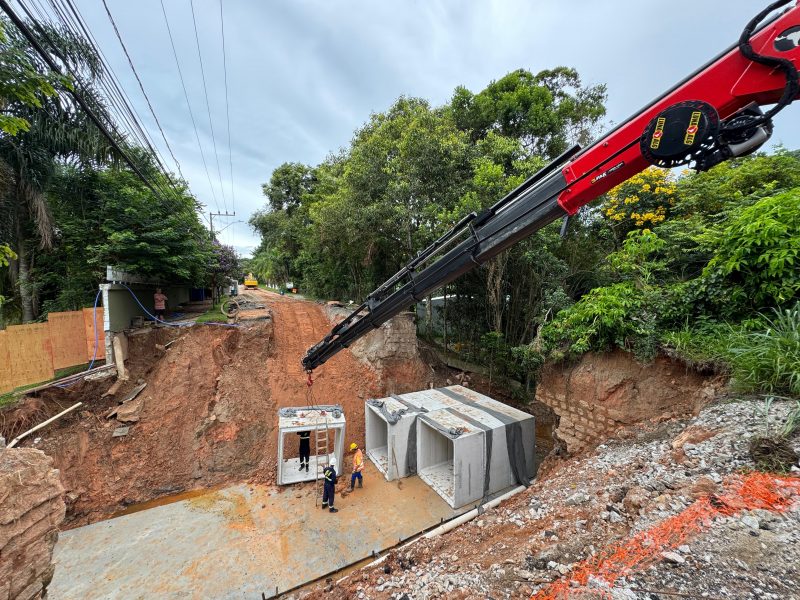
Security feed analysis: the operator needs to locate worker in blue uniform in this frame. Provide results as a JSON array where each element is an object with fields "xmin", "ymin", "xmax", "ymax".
[
  {"xmin": 298, "ymin": 430, "xmax": 310, "ymax": 471},
  {"xmin": 322, "ymin": 457, "xmax": 339, "ymax": 513}
]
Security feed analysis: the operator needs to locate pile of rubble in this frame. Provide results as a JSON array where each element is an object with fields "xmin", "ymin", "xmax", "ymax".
[{"xmin": 308, "ymin": 398, "xmax": 799, "ymax": 599}]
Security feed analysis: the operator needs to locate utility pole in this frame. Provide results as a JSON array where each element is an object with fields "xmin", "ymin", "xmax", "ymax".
[
  {"xmin": 209, "ymin": 210, "xmax": 235, "ymax": 239},
  {"xmin": 208, "ymin": 211, "xmax": 235, "ymax": 306}
]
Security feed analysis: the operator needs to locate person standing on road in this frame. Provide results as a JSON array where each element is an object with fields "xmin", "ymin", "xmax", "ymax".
[
  {"xmin": 322, "ymin": 457, "xmax": 338, "ymax": 513},
  {"xmin": 298, "ymin": 430, "xmax": 310, "ymax": 472},
  {"xmin": 153, "ymin": 288, "xmax": 168, "ymax": 323},
  {"xmin": 349, "ymin": 443, "xmax": 364, "ymax": 491}
]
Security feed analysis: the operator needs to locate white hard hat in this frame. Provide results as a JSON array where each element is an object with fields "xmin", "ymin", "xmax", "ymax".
[{"xmin": 329, "ymin": 457, "xmax": 337, "ymax": 468}]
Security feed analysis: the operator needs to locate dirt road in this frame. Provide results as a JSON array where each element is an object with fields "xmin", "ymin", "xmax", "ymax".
[{"xmin": 253, "ymin": 290, "xmax": 382, "ymax": 457}]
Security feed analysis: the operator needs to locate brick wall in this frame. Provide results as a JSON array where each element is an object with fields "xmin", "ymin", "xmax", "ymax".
[{"xmin": 0, "ymin": 447, "xmax": 65, "ymax": 600}]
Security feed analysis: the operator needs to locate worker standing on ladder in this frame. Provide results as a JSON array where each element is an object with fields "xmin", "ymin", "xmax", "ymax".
[
  {"xmin": 297, "ymin": 430, "xmax": 310, "ymax": 472},
  {"xmin": 322, "ymin": 457, "xmax": 338, "ymax": 513},
  {"xmin": 349, "ymin": 443, "xmax": 364, "ymax": 491}
]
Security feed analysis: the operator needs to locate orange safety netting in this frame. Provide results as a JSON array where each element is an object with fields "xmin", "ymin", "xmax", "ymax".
[{"xmin": 532, "ymin": 472, "xmax": 800, "ymax": 600}]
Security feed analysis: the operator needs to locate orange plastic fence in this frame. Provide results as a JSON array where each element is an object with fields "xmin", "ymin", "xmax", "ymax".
[{"xmin": 533, "ymin": 472, "xmax": 800, "ymax": 599}]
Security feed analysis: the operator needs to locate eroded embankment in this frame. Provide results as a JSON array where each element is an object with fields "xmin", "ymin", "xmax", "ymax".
[
  {"xmin": 0, "ymin": 293, "xmax": 436, "ymax": 529},
  {"xmin": 3, "ymin": 321, "xmax": 275, "ymax": 528},
  {"xmin": 537, "ymin": 350, "xmax": 725, "ymax": 454}
]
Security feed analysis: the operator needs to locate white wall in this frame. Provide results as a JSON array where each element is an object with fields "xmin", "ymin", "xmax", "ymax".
[{"xmin": 418, "ymin": 421, "xmax": 453, "ymax": 470}]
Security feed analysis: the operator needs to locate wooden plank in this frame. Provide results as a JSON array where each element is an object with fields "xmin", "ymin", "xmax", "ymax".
[
  {"xmin": 6, "ymin": 323, "xmax": 54, "ymax": 390},
  {"xmin": 18, "ymin": 364, "xmax": 115, "ymax": 396},
  {"xmin": 83, "ymin": 307, "xmax": 105, "ymax": 362},
  {"xmin": 48, "ymin": 311, "xmax": 88, "ymax": 370},
  {"xmin": 0, "ymin": 330, "xmax": 13, "ymax": 394}
]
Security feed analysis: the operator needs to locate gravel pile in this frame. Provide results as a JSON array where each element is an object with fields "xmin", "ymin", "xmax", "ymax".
[{"xmin": 299, "ymin": 398, "xmax": 800, "ymax": 600}]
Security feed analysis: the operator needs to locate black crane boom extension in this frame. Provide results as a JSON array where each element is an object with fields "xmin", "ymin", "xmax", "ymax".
[{"xmin": 301, "ymin": 146, "xmax": 579, "ymax": 371}]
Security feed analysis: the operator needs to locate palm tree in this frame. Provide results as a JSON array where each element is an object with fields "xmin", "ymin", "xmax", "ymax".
[{"xmin": 0, "ymin": 19, "xmax": 115, "ymax": 321}]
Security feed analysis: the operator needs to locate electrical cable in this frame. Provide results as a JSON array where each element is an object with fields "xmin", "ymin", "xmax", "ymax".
[
  {"xmin": 99, "ymin": 0, "xmax": 187, "ymax": 182},
  {"xmin": 30, "ymin": 0, "xmax": 172, "ymax": 185},
  {"xmin": 189, "ymin": 0, "xmax": 228, "ymax": 213},
  {"xmin": 55, "ymin": 288, "xmax": 101, "ymax": 389},
  {"xmin": 159, "ymin": 0, "xmax": 221, "ymax": 213},
  {"xmin": 219, "ymin": 0, "xmax": 236, "ymax": 245},
  {"xmin": 15, "ymin": 0, "xmax": 191, "ymax": 209},
  {"xmin": 57, "ymin": 0, "xmax": 191, "ymax": 204},
  {"xmin": 1, "ymin": 0, "xmax": 179, "ymax": 208},
  {"xmin": 46, "ymin": 0, "xmax": 175, "ymax": 182}
]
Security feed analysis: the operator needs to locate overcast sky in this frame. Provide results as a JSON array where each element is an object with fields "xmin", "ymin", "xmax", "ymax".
[{"xmin": 71, "ymin": 0, "xmax": 800, "ymax": 257}]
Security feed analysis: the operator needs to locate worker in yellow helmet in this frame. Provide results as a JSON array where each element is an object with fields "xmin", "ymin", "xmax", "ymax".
[{"xmin": 349, "ymin": 442, "xmax": 364, "ymax": 491}]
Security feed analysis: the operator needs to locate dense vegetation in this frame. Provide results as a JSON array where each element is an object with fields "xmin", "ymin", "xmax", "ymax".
[
  {"xmin": 0, "ymin": 18, "xmax": 235, "ymax": 326},
  {"xmin": 249, "ymin": 68, "xmax": 800, "ymax": 397}
]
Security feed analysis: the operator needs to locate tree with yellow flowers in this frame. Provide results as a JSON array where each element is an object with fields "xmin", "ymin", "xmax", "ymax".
[{"xmin": 602, "ymin": 168, "xmax": 676, "ymax": 243}]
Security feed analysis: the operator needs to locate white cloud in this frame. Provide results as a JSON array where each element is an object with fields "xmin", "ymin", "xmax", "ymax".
[{"xmin": 77, "ymin": 0, "xmax": 800, "ymax": 257}]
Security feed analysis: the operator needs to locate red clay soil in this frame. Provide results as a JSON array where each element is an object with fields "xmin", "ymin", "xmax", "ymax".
[
  {"xmin": 6, "ymin": 322, "xmax": 275, "ymax": 528},
  {"xmin": 251, "ymin": 290, "xmax": 383, "ymax": 483},
  {"xmin": 1, "ymin": 293, "xmax": 390, "ymax": 527}
]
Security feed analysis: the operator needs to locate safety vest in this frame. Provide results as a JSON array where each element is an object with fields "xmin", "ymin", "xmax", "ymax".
[{"xmin": 353, "ymin": 449, "xmax": 364, "ymax": 473}]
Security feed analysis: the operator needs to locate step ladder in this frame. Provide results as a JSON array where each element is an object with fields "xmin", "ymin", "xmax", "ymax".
[{"xmin": 314, "ymin": 418, "xmax": 331, "ymax": 506}]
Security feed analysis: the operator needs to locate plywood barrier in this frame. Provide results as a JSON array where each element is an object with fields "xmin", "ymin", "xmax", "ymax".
[
  {"xmin": 0, "ymin": 330, "xmax": 13, "ymax": 393},
  {"xmin": 83, "ymin": 307, "xmax": 105, "ymax": 362},
  {"xmin": 0, "ymin": 307, "xmax": 106, "ymax": 394},
  {"xmin": 48, "ymin": 311, "xmax": 87, "ymax": 370},
  {"xmin": 5, "ymin": 323, "xmax": 54, "ymax": 394}
]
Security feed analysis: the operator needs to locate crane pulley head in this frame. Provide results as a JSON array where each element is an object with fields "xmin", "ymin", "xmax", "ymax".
[
  {"xmin": 640, "ymin": 100, "xmax": 721, "ymax": 169},
  {"xmin": 639, "ymin": 100, "xmax": 774, "ymax": 172}
]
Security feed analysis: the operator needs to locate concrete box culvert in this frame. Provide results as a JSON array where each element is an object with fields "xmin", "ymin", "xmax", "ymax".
[
  {"xmin": 366, "ymin": 386, "xmax": 537, "ymax": 509},
  {"xmin": 365, "ymin": 397, "xmax": 419, "ymax": 481},
  {"xmin": 277, "ymin": 406, "xmax": 346, "ymax": 485}
]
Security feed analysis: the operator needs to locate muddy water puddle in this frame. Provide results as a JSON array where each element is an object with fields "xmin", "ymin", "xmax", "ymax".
[{"xmin": 112, "ymin": 485, "xmax": 224, "ymax": 518}]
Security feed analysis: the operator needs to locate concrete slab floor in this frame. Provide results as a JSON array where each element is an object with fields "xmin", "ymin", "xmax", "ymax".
[{"xmin": 49, "ymin": 463, "xmax": 458, "ymax": 600}]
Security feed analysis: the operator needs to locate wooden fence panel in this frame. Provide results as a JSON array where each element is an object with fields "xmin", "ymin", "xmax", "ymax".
[
  {"xmin": 48, "ymin": 311, "xmax": 88, "ymax": 370},
  {"xmin": 0, "ymin": 331, "xmax": 13, "ymax": 394},
  {"xmin": 5, "ymin": 323, "xmax": 54, "ymax": 390},
  {"xmin": 83, "ymin": 307, "xmax": 105, "ymax": 362},
  {"xmin": 0, "ymin": 307, "xmax": 105, "ymax": 393}
]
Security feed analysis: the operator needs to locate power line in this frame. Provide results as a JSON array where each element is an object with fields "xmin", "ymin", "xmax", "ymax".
[
  {"xmin": 29, "ymin": 0, "xmax": 186, "ymax": 206},
  {"xmin": 159, "ymin": 0, "xmax": 221, "ymax": 213},
  {"xmin": 189, "ymin": 0, "xmax": 227, "ymax": 213},
  {"xmin": 219, "ymin": 0, "xmax": 236, "ymax": 246},
  {"xmin": 47, "ymin": 0, "xmax": 173, "ymax": 181},
  {"xmin": 99, "ymin": 0, "xmax": 187, "ymax": 183},
  {"xmin": 0, "ymin": 0, "xmax": 178, "ymax": 207}
]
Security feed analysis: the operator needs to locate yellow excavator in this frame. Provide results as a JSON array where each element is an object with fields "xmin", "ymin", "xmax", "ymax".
[{"xmin": 243, "ymin": 273, "xmax": 259, "ymax": 290}]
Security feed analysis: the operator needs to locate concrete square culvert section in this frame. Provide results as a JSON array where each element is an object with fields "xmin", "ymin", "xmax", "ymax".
[
  {"xmin": 366, "ymin": 386, "xmax": 537, "ymax": 509},
  {"xmin": 49, "ymin": 462, "xmax": 465, "ymax": 599},
  {"xmin": 277, "ymin": 406, "xmax": 346, "ymax": 485}
]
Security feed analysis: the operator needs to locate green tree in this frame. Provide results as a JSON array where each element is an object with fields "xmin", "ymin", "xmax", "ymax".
[
  {"xmin": 451, "ymin": 67, "xmax": 606, "ymax": 157},
  {"xmin": 602, "ymin": 168, "xmax": 676, "ymax": 243},
  {"xmin": 0, "ymin": 19, "xmax": 62, "ymax": 136},
  {"xmin": 705, "ymin": 188, "xmax": 800, "ymax": 308},
  {"xmin": 0, "ymin": 20, "xmax": 114, "ymax": 321},
  {"xmin": 86, "ymin": 165, "xmax": 211, "ymax": 283},
  {"xmin": 262, "ymin": 162, "xmax": 315, "ymax": 215}
]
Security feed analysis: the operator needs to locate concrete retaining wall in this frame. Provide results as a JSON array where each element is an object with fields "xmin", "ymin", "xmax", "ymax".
[
  {"xmin": 324, "ymin": 307, "xmax": 431, "ymax": 392},
  {"xmin": 536, "ymin": 350, "xmax": 721, "ymax": 453},
  {"xmin": 0, "ymin": 447, "xmax": 65, "ymax": 600}
]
